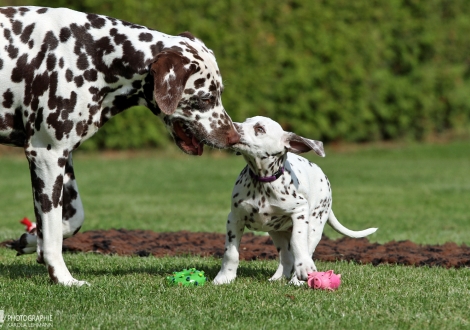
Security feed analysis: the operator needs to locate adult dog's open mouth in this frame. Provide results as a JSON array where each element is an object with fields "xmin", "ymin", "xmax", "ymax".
[{"xmin": 173, "ymin": 120, "xmax": 204, "ymax": 156}]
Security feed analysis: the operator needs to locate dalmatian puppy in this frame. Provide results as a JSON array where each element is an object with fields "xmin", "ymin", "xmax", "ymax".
[
  {"xmin": 213, "ymin": 116, "xmax": 377, "ymax": 285},
  {"xmin": 0, "ymin": 6, "xmax": 240, "ymax": 286}
]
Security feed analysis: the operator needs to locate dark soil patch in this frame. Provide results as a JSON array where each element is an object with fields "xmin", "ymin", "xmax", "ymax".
[{"xmin": 3, "ymin": 229, "xmax": 469, "ymax": 268}]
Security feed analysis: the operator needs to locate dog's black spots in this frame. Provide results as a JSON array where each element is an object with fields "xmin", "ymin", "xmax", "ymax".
[
  {"xmin": 38, "ymin": 193, "xmax": 53, "ymax": 213},
  {"xmin": 0, "ymin": 7, "xmax": 18, "ymax": 19},
  {"xmin": 297, "ymin": 215, "xmax": 304, "ymax": 220},
  {"xmin": 47, "ymin": 265, "xmax": 59, "ymax": 284},
  {"xmin": 194, "ymin": 78, "xmax": 206, "ymax": 89},
  {"xmin": 59, "ymin": 27, "xmax": 71, "ymax": 42},
  {"xmin": 233, "ymin": 202, "xmax": 238, "ymax": 208},
  {"xmin": 76, "ymin": 53, "xmax": 89, "ymax": 70},
  {"xmin": 138, "ymin": 32, "xmax": 153, "ymax": 42},
  {"xmin": 83, "ymin": 69, "xmax": 98, "ymax": 82},
  {"xmin": 52, "ymin": 174, "xmax": 63, "ymax": 208},
  {"xmin": 297, "ymin": 263, "xmax": 302, "ymax": 266},
  {"xmin": 37, "ymin": 251, "xmax": 44, "ymax": 264},
  {"xmin": 7, "ymin": 44, "xmax": 19, "ymax": 59},
  {"xmin": 2, "ymin": 89, "xmax": 14, "ymax": 108},
  {"xmin": 87, "ymin": 13, "xmax": 106, "ymax": 29},
  {"xmin": 227, "ymin": 231, "xmax": 236, "ymax": 243},
  {"xmin": 63, "ymin": 187, "xmax": 78, "ymax": 221}
]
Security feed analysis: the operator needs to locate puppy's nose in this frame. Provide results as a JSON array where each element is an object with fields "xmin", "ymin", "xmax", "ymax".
[{"xmin": 226, "ymin": 128, "xmax": 241, "ymax": 145}]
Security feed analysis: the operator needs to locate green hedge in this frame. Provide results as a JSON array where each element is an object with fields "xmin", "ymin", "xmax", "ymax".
[{"xmin": 18, "ymin": 0, "xmax": 470, "ymax": 148}]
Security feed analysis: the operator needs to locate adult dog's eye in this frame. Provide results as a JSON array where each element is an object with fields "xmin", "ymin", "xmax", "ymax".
[{"xmin": 254, "ymin": 125, "xmax": 265, "ymax": 134}]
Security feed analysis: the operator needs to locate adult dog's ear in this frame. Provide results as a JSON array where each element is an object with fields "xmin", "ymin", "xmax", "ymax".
[
  {"xmin": 284, "ymin": 132, "xmax": 325, "ymax": 157},
  {"xmin": 150, "ymin": 50, "xmax": 194, "ymax": 115}
]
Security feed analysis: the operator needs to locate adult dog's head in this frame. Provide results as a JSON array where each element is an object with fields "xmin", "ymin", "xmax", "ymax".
[{"xmin": 150, "ymin": 32, "xmax": 239, "ymax": 155}]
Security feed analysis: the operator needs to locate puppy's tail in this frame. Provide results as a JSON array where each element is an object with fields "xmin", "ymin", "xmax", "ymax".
[{"xmin": 327, "ymin": 211, "xmax": 377, "ymax": 238}]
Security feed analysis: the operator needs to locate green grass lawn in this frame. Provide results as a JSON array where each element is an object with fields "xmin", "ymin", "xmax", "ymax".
[{"xmin": 1, "ymin": 141, "xmax": 469, "ymax": 329}]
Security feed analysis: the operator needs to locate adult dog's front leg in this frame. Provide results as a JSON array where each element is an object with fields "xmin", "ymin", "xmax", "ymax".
[
  {"xmin": 213, "ymin": 212, "xmax": 245, "ymax": 284},
  {"xmin": 290, "ymin": 210, "xmax": 316, "ymax": 281},
  {"xmin": 11, "ymin": 153, "xmax": 85, "ymax": 256},
  {"xmin": 27, "ymin": 148, "xmax": 88, "ymax": 286}
]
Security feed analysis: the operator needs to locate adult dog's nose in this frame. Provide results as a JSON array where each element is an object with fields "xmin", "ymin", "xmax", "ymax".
[{"xmin": 226, "ymin": 127, "xmax": 241, "ymax": 145}]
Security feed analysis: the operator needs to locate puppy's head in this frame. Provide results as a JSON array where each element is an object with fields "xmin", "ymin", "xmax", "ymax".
[
  {"xmin": 232, "ymin": 116, "xmax": 325, "ymax": 160},
  {"xmin": 150, "ymin": 32, "xmax": 239, "ymax": 155}
]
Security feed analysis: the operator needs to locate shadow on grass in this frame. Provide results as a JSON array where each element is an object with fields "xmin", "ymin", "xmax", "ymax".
[
  {"xmin": 0, "ymin": 262, "xmax": 47, "ymax": 280},
  {"xmin": 1, "ymin": 251, "xmax": 277, "ymax": 283}
]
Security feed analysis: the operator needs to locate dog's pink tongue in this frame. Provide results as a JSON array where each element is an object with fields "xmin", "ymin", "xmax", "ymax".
[{"xmin": 192, "ymin": 136, "xmax": 204, "ymax": 156}]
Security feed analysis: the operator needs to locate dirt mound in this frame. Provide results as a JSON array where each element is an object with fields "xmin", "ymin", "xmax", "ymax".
[{"xmin": 3, "ymin": 229, "xmax": 469, "ymax": 268}]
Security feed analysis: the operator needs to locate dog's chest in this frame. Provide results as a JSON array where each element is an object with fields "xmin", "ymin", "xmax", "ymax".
[{"xmin": 231, "ymin": 173, "xmax": 307, "ymax": 232}]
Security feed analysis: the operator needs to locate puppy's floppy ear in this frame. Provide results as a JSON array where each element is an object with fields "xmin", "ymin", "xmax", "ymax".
[
  {"xmin": 283, "ymin": 132, "xmax": 325, "ymax": 157},
  {"xmin": 150, "ymin": 50, "xmax": 195, "ymax": 115}
]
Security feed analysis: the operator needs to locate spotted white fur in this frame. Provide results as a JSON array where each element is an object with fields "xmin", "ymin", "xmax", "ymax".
[
  {"xmin": 0, "ymin": 6, "xmax": 240, "ymax": 286},
  {"xmin": 213, "ymin": 116, "xmax": 377, "ymax": 285}
]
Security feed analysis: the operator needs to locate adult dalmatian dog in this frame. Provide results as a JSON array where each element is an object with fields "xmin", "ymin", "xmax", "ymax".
[{"xmin": 0, "ymin": 6, "xmax": 240, "ymax": 286}]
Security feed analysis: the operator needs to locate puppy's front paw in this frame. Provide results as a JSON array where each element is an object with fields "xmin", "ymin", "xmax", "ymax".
[
  {"xmin": 213, "ymin": 272, "xmax": 236, "ymax": 285},
  {"xmin": 289, "ymin": 274, "xmax": 305, "ymax": 286},
  {"xmin": 295, "ymin": 259, "xmax": 316, "ymax": 281}
]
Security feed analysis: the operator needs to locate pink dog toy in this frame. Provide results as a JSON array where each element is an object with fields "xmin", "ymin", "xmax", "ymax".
[
  {"xmin": 20, "ymin": 217, "xmax": 36, "ymax": 233},
  {"xmin": 307, "ymin": 270, "xmax": 341, "ymax": 291}
]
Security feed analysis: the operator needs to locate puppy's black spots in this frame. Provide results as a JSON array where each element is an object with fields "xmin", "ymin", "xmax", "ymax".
[{"xmin": 227, "ymin": 231, "xmax": 236, "ymax": 243}]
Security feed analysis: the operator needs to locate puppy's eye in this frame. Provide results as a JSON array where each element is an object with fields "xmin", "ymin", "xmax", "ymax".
[{"xmin": 254, "ymin": 125, "xmax": 265, "ymax": 134}]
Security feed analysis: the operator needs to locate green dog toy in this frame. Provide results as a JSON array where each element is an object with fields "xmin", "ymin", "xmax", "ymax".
[{"xmin": 166, "ymin": 268, "xmax": 207, "ymax": 287}]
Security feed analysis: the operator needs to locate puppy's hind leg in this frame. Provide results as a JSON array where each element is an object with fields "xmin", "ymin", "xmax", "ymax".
[{"xmin": 268, "ymin": 231, "xmax": 294, "ymax": 281}]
